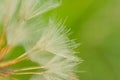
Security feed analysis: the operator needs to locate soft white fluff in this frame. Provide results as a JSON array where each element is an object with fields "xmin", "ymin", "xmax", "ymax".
[
  {"xmin": 0, "ymin": 0, "xmax": 80, "ymax": 80},
  {"xmin": 19, "ymin": 0, "xmax": 60, "ymax": 20},
  {"xmin": 28, "ymin": 19, "xmax": 80, "ymax": 80},
  {"xmin": 4, "ymin": 0, "xmax": 19, "ymax": 24},
  {"xmin": 30, "ymin": 56, "xmax": 79, "ymax": 80},
  {"xmin": 28, "ymin": 19, "xmax": 79, "ymax": 65},
  {"xmin": 6, "ymin": 20, "xmax": 29, "ymax": 46},
  {"xmin": 4, "ymin": 0, "xmax": 60, "ymax": 47}
]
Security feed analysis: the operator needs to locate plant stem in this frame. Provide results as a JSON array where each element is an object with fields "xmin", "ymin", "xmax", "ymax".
[{"xmin": 14, "ymin": 66, "xmax": 45, "ymax": 72}]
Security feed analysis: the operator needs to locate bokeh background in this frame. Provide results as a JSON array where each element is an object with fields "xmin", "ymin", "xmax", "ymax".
[{"xmin": 56, "ymin": 0, "xmax": 120, "ymax": 80}]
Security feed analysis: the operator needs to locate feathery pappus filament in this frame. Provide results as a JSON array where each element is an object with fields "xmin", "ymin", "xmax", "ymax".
[{"xmin": 0, "ymin": 0, "xmax": 81, "ymax": 80}]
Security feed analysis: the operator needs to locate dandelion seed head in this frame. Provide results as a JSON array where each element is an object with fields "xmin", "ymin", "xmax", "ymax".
[
  {"xmin": 4, "ymin": 0, "xmax": 61, "ymax": 47},
  {"xmin": 30, "ymin": 56, "xmax": 79, "ymax": 80},
  {"xmin": 0, "ymin": 0, "xmax": 81, "ymax": 80},
  {"xmin": 28, "ymin": 50, "xmax": 55, "ymax": 65},
  {"xmin": 19, "ymin": 0, "xmax": 60, "ymax": 20},
  {"xmin": 4, "ymin": 0, "xmax": 18, "ymax": 19},
  {"xmin": 28, "ymin": 19, "xmax": 81, "ymax": 79},
  {"xmin": 33, "ymin": 19, "xmax": 79, "ymax": 61},
  {"xmin": 6, "ymin": 21, "xmax": 29, "ymax": 46},
  {"xmin": 27, "ymin": 18, "xmax": 80, "ymax": 67}
]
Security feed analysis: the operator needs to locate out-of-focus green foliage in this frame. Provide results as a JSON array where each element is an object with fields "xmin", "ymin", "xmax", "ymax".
[{"xmin": 56, "ymin": 0, "xmax": 120, "ymax": 80}]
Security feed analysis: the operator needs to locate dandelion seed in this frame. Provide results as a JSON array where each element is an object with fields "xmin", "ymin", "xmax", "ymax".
[
  {"xmin": 30, "ymin": 56, "xmax": 79, "ymax": 80},
  {"xmin": 28, "ymin": 19, "xmax": 79, "ymax": 65},
  {"xmin": 19, "ymin": 0, "xmax": 61, "ymax": 20},
  {"xmin": 5, "ymin": 0, "xmax": 60, "ymax": 47},
  {"xmin": 0, "ymin": 0, "xmax": 81, "ymax": 80}
]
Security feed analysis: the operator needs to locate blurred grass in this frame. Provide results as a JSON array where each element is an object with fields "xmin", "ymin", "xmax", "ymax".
[{"xmin": 56, "ymin": 0, "xmax": 120, "ymax": 80}]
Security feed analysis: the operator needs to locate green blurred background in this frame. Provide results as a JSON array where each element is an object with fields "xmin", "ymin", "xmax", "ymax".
[{"xmin": 56, "ymin": 0, "xmax": 120, "ymax": 80}]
